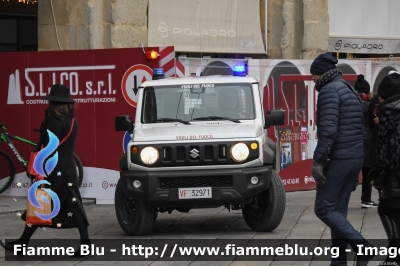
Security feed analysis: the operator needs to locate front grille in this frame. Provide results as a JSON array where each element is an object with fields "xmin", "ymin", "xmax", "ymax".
[
  {"xmin": 189, "ymin": 146, "xmax": 200, "ymax": 160},
  {"xmin": 205, "ymin": 145, "xmax": 213, "ymax": 159},
  {"xmin": 160, "ymin": 175, "xmax": 233, "ymax": 188},
  {"xmin": 163, "ymin": 147, "xmax": 172, "ymax": 161},
  {"xmin": 131, "ymin": 141, "xmax": 258, "ymax": 167},
  {"xmin": 162, "ymin": 144, "xmax": 228, "ymax": 163},
  {"xmin": 218, "ymin": 145, "xmax": 226, "ymax": 159},
  {"xmin": 176, "ymin": 146, "xmax": 185, "ymax": 160}
]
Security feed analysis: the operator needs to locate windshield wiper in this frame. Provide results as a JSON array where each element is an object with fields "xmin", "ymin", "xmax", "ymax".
[
  {"xmin": 193, "ymin": 116, "xmax": 241, "ymax": 123},
  {"xmin": 148, "ymin": 118, "xmax": 191, "ymax": 125}
]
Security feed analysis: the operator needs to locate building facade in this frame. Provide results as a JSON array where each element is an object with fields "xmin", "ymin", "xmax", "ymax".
[
  {"xmin": 2, "ymin": 0, "xmax": 399, "ymax": 59},
  {"xmin": 34, "ymin": 0, "xmax": 329, "ymax": 60}
]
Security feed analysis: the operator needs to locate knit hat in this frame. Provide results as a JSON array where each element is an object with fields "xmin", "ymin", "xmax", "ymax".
[
  {"xmin": 310, "ymin": 52, "xmax": 338, "ymax": 75},
  {"xmin": 377, "ymin": 72, "xmax": 400, "ymax": 100},
  {"xmin": 354, "ymin": 74, "xmax": 370, "ymax": 95}
]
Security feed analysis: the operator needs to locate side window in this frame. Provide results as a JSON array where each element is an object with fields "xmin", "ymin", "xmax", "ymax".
[
  {"xmin": 240, "ymin": 89, "xmax": 246, "ymax": 110},
  {"xmin": 142, "ymin": 89, "xmax": 157, "ymax": 122},
  {"xmin": 241, "ymin": 88, "xmax": 254, "ymax": 118}
]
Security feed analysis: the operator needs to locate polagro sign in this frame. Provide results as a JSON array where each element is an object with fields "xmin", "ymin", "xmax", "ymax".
[{"xmin": 329, "ymin": 37, "xmax": 400, "ymax": 54}]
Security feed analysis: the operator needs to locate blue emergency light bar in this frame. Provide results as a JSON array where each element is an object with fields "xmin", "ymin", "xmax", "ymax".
[
  {"xmin": 233, "ymin": 65, "xmax": 246, "ymax": 76},
  {"xmin": 152, "ymin": 68, "xmax": 165, "ymax": 80}
]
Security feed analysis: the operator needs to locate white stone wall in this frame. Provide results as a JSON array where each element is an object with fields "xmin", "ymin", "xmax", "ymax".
[
  {"xmin": 301, "ymin": 0, "xmax": 329, "ymax": 59},
  {"xmin": 266, "ymin": 0, "xmax": 328, "ymax": 59},
  {"xmin": 38, "ymin": 0, "xmax": 149, "ymax": 51},
  {"xmin": 38, "ymin": 0, "xmax": 328, "ymax": 59}
]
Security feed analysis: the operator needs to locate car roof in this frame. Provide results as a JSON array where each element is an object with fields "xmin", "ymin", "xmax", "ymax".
[{"xmin": 141, "ymin": 75, "xmax": 259, "ymax": 87}]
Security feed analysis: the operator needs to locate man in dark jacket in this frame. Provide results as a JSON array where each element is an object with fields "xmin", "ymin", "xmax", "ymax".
[{"xmin": 310, "ymin": 52, "xmax": 373, "ymax": 266}]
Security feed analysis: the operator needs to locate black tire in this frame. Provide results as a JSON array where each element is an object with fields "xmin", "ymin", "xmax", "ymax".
[
  {"xmin": 73, "ymin": 153, "xmax": 84, "ymax": 187},
  {"xmin": 114, "ymin": 178, "xmax": 155, "ymax": 236},
  {"xmin": 242, "ymin": 170, "xmax": 286, "ymax": 232},
  {"xmin": 0, "ymin": 150, "xmax": 15, "ymax": 194}
]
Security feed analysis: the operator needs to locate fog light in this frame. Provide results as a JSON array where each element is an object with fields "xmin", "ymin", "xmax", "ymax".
[
  {"xmin": 250, "ymin": 176, "xmax": 259, "ymax": 185},
  {"xmin": 132, "ymin": 180, "xmax": 141, "ymax": 188}
]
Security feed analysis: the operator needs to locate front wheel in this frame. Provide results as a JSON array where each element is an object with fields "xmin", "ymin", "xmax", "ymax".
[
  {"xmin": 242, "ymin": 170, "xmax": 286, "ymax": 231},
  {"xmin": 0, "ymin": 150, "xmax": 15, "ymax": 194},
  {"xmin": 114, "ymin": 178, "xmax": 155, "ymax": 236}
]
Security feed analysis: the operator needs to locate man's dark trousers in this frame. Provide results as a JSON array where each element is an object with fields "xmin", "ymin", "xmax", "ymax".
[{"xmin": 315, "ymin": 158, "xmax": 367, "ymax": 265}]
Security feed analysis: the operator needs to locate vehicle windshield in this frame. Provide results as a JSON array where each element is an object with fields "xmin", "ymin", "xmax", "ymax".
[{"xmin": 141, "ymin": 83, "xmax": 255, "ymax": 123}]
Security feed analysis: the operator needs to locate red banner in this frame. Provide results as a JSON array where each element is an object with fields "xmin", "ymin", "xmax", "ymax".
[{"xmin": 0, "ymin": 47, "xmax": 164, "ymax": 202}]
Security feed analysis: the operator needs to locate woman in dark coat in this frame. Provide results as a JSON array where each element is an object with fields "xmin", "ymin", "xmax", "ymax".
[
  {"xmin": 0, "ymin": 84, "xmax": 89, "ymax": 255},
  {"xmin": 354, "ymin": 74, "xmax": 378, "ymax": 208},
  {"xmin": 369, "ymin": 72, "xmax": 400, "ymax": 263}
]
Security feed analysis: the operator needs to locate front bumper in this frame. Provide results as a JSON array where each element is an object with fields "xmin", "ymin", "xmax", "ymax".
[{"xmin": 119, "ymin": 166, "xmax": 272, "ymax": 207}]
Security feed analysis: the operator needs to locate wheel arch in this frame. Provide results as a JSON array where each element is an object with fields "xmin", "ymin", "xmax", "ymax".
[{"xmin": 263, "ymin": 137, "xmax": 276, "ymax": 167}]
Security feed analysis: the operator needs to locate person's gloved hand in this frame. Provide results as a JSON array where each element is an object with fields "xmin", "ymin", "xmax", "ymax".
[
  {"xmin": 311, "ymin": 161, "xmax": 326, "ymax": 185},
  {"xmin": 352, "ymin": 177, "xmax": 359, "ymax": 191},
  {"xmin": 35, "ymin": 175, "xmax": 44, "ymax": 182}
]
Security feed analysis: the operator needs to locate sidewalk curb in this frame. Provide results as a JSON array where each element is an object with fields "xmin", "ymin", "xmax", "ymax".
[{"xmin": 0, "ymin": 198, "xmax": 96, "ymax": 216}]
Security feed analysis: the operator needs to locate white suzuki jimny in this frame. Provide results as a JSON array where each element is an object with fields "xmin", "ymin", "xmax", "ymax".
[{"xmin": 115, "ymin": 67, "xmax": 286, "ymax": 235}]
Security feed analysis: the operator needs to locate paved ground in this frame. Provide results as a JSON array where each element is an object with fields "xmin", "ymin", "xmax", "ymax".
[{"xmin": 0, "ymin": 186, "xmax": 385, "ymax": 266}]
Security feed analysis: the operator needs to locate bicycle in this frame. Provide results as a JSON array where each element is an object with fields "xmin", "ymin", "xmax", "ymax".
[{"xmin": 0, "ymin": 122, "xmax": 84, "ymax": 194}]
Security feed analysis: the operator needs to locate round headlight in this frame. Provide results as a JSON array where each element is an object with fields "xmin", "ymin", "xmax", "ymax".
[
  {"xmin": 230, "ymin": 143, "xmax": 249, "ymax": 162},
  {"xmin": 140, "ymin": 146, "xmax": 159, "ymax": 165},
  {"xmin": 132, "ymin": 180, "xmax": 141, "ymax": 188}
]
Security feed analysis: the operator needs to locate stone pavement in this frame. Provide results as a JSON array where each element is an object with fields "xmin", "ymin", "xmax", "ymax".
[
  {"xmin": 0, "ymin": 186, "xmax": 385, "ymax": 266},
  {"xmin": 0, "ymin": 196, "xmax": 96, "ymax": 215}
]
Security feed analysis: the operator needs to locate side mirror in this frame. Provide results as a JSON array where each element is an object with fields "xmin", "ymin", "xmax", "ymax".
[
  {"xmin": 264, "ymin": 110, "xmax": 285, "ymax": 129},
  {"xmin": 115, "ymin": 115, "xmax": 134, "ymax": 132}
]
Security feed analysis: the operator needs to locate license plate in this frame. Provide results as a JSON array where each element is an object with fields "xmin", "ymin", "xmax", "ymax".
[{"xmin": 178, "ymin": 187, "xmax": 212, "ymax": 199}]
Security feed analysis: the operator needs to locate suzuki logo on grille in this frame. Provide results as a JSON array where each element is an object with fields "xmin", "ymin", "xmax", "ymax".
[{"xmin": 190, "ymin": 148, "xmax": 200, "ymax": 159}]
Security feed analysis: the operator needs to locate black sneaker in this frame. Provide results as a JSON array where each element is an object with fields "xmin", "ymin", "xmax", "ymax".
[
  {"xmin": 70, "ymin": 239, "xmax": 92, "ymax": 258},
  {"xmin": 357, "ymin": 243, "xmax": 376, "ymax": 266},
  {"xmin": 0, "ymin": 239, "xmax": 24, "ymax": 257},
  {"xmin": 362, "ymin": 201, "xmax": 378, "ymax": 208}
]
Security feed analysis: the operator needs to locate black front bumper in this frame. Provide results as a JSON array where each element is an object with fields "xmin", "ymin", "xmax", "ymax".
[{"xmin": 119, "ymin": 166, "xmax": 272, "ymax": 207}]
